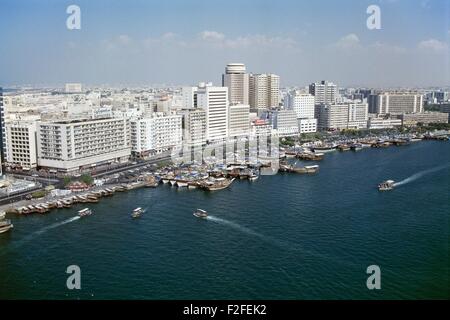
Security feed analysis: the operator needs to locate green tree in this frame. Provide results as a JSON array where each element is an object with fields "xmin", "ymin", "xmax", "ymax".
[{"xmin": 80, "ymin": 174, "xmax": 94, "ymax": 186}]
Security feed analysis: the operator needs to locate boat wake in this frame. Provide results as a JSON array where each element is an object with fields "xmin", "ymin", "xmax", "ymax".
[
  {"xmin": 34, "ymin": 216, "xmax": 81, "ymax": 236},
  {"xmin": 206, "ymin": 215, "xmax": 359, "ymax": 268},
  {"xmin": 206, "ymin": 216, "xmax": 267, "ymax": 241},
  {"xmin": 2, "ymin": 216, "xmax": 81, "ymax": 255},
  {"xmin": 393, "ymin": 163, "xmax": 450, "ymax": 187}
]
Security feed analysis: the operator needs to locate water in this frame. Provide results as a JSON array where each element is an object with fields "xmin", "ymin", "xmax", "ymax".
[{"xmin": 0, "ymin": 141, "xmax": 449, "ymax": 299}]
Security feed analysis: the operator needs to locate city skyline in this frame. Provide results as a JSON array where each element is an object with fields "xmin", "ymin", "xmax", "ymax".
[{"xmin": 0, "ymin": 0, "xmax": 449, "ymax": 87}]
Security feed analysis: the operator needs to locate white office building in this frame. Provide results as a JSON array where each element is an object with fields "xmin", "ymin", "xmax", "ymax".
[
  {"xmin": 309, "ymin": 81, "xmax": 338, "ymax": 105},
  {"xmin": 369, "ymin": 92, "xmax": 424, "ymax": 114},
  {"xmin": 264, "ymin": 109, "xmax": 299, "ymax": 137},
  {"xmin": 228, "ymin": 104, "xmax": 250, "ymax": 137},
  {"xmin": 6, "ymin": 121, "xmax": 38, "ymax": 169},
  {"xmin": 222, "ymin": 63, "xmax": 249, "ymax": 105},
  {"xmin": 130, "ymin": 113, "xmax": 182, "ymax": 157},
  {"xmin": 316, "ymin": 103, "xmax": 368, "ymax": 130},
  {"xmin": 37, "ymin": 117, "xmax": 131, "ymax": 173},
  {"xmin": 182, "ymin": 109, "xmax": 207, "ymax": 146},
  {"xmin": 197, "ymin": 84, "xmax": 229, "ymax": 142},
  {"xmin": 298, "ymin": 118, "xmax": 318, "ymax": 134}
]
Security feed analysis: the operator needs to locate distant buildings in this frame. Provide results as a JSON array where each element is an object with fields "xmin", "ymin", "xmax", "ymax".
[
  {"xmin": 399, "ymin": 112, "xmax": 448, "ymax": 127},
  {"xmin": 65, "ymin": 83, "xmax": 83, "ymax": 93},
  {"xmin": 367, "ymin": 116, "xmax": 402, "ymax": 130},
  {"xmin": 222, "ymin": 63, "xmax": 249, "ymax": 105},
  {"xmin": 37, "ymin": 117, "xmax": 131, "ymax": 173},
  {"xmin": 249, "ymin": 73, "xmax": 280, "ymax": 110},
  {"xmin": 309, "ymin": 81, "xmax": 338, "ymax": 105},
  {"xmin": 6, "ymin": 121, "xmax": 38, "ymax": 169},
  {"xmin": 316, "ymin": 102, "xmax": 368, "ymax": 130},
  {"xmin": 368, "ymin": 92, "xmax": 424, "ymax": 114}
]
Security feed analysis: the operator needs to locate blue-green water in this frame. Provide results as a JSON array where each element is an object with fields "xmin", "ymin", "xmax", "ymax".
[{"xmin": 0, "ymin": 141, "xmax": 449, "ymax": 299}]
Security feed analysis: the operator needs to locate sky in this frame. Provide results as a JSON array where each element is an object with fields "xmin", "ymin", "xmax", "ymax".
[{"xmin": 0, "ymin": 0, "xmax": 449, "ymax": 88}]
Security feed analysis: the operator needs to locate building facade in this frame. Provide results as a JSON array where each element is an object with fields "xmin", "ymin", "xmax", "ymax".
[
  {"xmin": 197, "ymin": 84, "xmax": 229, "ymax": 142},
  {"xmin": 249, "ymin": 73, "xmax": 280, "ymax": 109},
  {"xmin": 399, "ymin": 112, "xmax": 449, "ymax": 126},
  {"xmin": 6, "ymin": 121, "xmax": 38, "ymax": 169},
  {"xmin": 369, "ymin": 92, "xmax": 424, "ymax": 114},
  {"xmin": 222, "ymin": 63, "xmax": 249, "ymax": 105},
  {"xmin": 315, "ymin": 103, "xmax": 368, "ymax": 130},
  {"xmin": 37, "ymin": 117, "xmax": 131, "ymax": 173},
  {"xmin": 228, "ymin": 104, "xmax": 250, "ymax": 137},
  {"xmin": 309, "ymin": 81, "xmax": 338, "ymax": 105},
  {"xmin": 130, "ymin": 113, "xmax": 182, "ymax": 157},
  {"xmin": 182, "ymin": 109, "xmax": 207, "ymax": 146}
]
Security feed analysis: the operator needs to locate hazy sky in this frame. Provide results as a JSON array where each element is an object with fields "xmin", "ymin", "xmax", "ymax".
[{"xmin": 0, "ymin": 0, "xmax": 449, "ymax": 88}]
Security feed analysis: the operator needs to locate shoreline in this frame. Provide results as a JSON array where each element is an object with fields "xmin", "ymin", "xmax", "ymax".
[{"xmin": 1, "ymin": 136, "xmax": 448, "ymax": 219}]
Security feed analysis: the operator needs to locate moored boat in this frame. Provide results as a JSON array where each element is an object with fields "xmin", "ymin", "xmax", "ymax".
[{"xmin": 0, "ymin": 219, "xmax": 13, "ymax": 234}]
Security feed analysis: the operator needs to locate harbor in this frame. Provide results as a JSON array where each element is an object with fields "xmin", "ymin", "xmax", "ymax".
[
  {"xmin": 0, "ymin": 131, "xmax": 449, "ymax": 219},
  {"xmin": 1, "ymin": 139, "xmax": 448, "ymax": 299}
]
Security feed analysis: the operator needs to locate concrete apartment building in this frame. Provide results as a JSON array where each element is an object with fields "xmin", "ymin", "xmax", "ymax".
[
  {"xmin": 181, "ymin": 109, "xmax": 207, "ymax": 146},
  {"xmin": 228, "ymin": 104, "xmax": 250, "ymax": 137},
  {"xmin": 37, "ymin": 117, "xmax": 131, "ymax": 173},
  {"xmin": 249, "ymin": 74, "xmax": 280, "ymax": 109},
  {"xmin": 130, "ymin": 113, "xmax": 182, "ymax": 157},
  {"xmin": 6, "ymin": 121, "xmax": 38, "ymax": 169},
  {"xmin": 222, "ymin": 63, "xmax": 249, "ymax": 105},
  {"xmin": 285, "ymin": 92, "xmax": 317, "ymax": 133},
  {"xmin": 316, "ymin": 103, "xmax": 368, "ymax": 130},
  {"xmin": 309, "ymin": 81, "xmax": 338, "ymax": 105},
  {"xmin": 369, "ymin": 92, "xmax": 424, "ymax": 114},
  {"xmin": 399, "ymin": 112, "xmax": 449, "ymax": 126}
]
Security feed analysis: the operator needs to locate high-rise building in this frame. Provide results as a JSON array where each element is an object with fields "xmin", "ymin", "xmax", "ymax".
[
  {"xmin": 196, "ymin": 83, "xmax": 229, "ymax": 142},
  {"xmin": 181, "ymin": 109, "xmax": 207, "ymax": 146},
  {"xmin": 0, "ymin": 87, "xmax": 5, "ymax": 175},
  {"xmin": 130, "ymin": 113, "xmax": 182, "ymax": 157},
  {"xmin": 37, "ymin": 117, "xmax": 131, "ymax": 173},
  {"xmin": 181, "ymin": 86, "xmax": 198, "ymax": 109},
  {"xmin": 262, "ymin": 109, "xmax": 299, "ymax": 137},
  {"xmin": 286, "ymin": 92, "xmax": 315, "ymax": 119},
  {"xmin": 369, "ymin": 92, "xmax": 424, "ymax": 115},
  {"xmin": 309, "ymin": 81, "xmax": 338, "ymax": 105},
  {"xmin": 6, "ymin": 121, "xmax": 38, "ymax": 169},
  {"xmin": 315, "ymin": 103, "xmax": 368, "ymax": 130},
  {"xmin": 228, "ymin": 104, "xmax": 250, "ymax": 137},
  {"xmin": 222, "ymin": 63, "xmax": 249, "ymax": 105},
  {"xmin": 249, "ymin": 74, "xmax": 280, "ymax": 109}
]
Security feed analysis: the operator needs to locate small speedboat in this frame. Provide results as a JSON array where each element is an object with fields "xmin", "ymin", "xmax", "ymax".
[
  {"xmin": 0, "ymin": 219, "xmax": 13, "ymax": 234},
  {"xmin": 378, "ymin": 180, "xmax": 395, "ymax": 191},
  {"xmin": 131, "ymin": 207, "xmax": 144, "ymax": 218},
  {"xmin": 78, "ymin": 208, "xmax": 92, "ymax": 217},
  {"xmin": 193, "ymin": 209, "xmax": 208, "ymax": 219}
]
